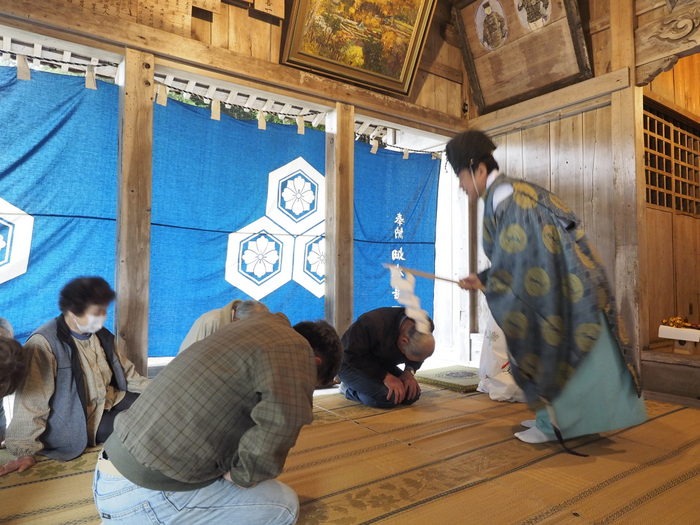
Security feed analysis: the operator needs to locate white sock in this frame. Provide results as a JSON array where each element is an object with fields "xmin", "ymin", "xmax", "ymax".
[
  {"xmin": 520, "ymin": 419, "xmax": 536, "ymax": 428},
  {"xmin": 514, "ymin": 426, "xmax": 556, "ymax": 443}
]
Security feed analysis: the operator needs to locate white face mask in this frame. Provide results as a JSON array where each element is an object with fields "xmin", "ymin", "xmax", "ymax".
[{"xmin": 72, "ymin": 313, "xmax": 106, "ymax": 334}]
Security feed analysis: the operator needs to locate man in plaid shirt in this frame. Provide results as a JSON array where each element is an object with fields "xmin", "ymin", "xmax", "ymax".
[{"xmin": 93, "ymin": 311, "xmax": 341, "ymax": 524}]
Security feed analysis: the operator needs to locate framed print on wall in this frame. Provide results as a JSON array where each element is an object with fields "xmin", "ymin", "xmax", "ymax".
[
  {"xmin": 282, "ymin": 0, "xmax": 438, "ymax": 96},
  {"xmin": 453, "ymin": 0, "xmax": 592, "ymax": 114}
]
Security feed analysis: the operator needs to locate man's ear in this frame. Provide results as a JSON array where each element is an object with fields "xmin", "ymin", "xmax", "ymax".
[{"xmin": 314, "ymin": 355, "xmax": 322, "ymax": 366}]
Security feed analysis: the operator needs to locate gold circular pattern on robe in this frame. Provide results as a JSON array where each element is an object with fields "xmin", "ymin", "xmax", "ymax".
[
  {"xmin": 490, "ymin": 269, "xmax": 513, "ymax": 294},
  {"xmin": 524, "ymin": 267, "xmax": 551, "ymax": 296},
  {"xmin": 499, "ymin": 224, "xmax": 527, "ymax": 253},
  {"xmin": 556, "ymin": 361, "xmax": 575, "ymax": 385},
  {"xmin": 563, "ymin": 273, "xmax": 584, "ymax": 303},
  {"xmin": 518, "ymin": 352, "xmax": 539, "ymax": 378},
  {"xmin": 512, "ymin": 182, "xmax": 538, "ymax": 209},
  {"xmin": 542, "ymin": 225, "xmax": 562, "ymax": 254},
  {"xmin": 550, "ymin": 194, "xmax": 571, "ymax": 213},
  {"xmin": 574, "ymin": 243, "xmax": 596, "ymax": 269},
  {"xmin": 502, "ymin": 311, "xmax": 528, "ymax": 340},
  {"xmin": 575, "ymin": 322, "xmax": 601, "ymax": 353},
  {"xmin": 541, "ymin": 315, "xmax": 564, "ymax": 346}
]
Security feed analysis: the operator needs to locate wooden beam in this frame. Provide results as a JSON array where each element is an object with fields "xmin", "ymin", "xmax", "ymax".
[
  {"xmin": 325, "ymin": 103, "xmax": 354, "ymax": 336},
  {"xmin": 470, "ymin": 68, "xmax": 630, "ymax": 136},
  {"xmin": 634, "ymin": 1, "xmax": 700, "ymax": 85},
  {"xmin": 0, "ymin": 1, "xmax": 466, "ymax": 135},
  {"xmin": 611, "ymin": 0, "xmax": 636, "ymax": 75},
  {"xmin": 610, "ymin": 1, "xmax": 647, "ymax": 361},
  {"xmin": 115, "ymin": 49, "xmax": 154, "ymax": 375}
]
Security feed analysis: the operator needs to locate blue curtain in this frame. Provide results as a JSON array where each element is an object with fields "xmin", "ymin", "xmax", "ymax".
[
  {"xmin": 353, "ymin": 142, "xmax": 440, "ymax": 321},
  {"xmin": 150, "ymin": 101, "xmax": 327, "ymax": 356},
  {"xmin": 0, "ymin": 68, "xmax": 118, "ymax": 342},
  {"xmin": 0, "ymin": 67, "xmax": 440, "ymax": 355}
]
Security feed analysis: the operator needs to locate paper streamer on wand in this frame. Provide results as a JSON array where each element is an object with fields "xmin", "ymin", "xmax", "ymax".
[{"xmin": 384, "ymin": 264, "xmax": 432, "ymax": 334}]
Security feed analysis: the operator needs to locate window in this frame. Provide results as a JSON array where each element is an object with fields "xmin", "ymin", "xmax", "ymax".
[{"xmin": 644, "ymin": 100, "xmax": 700, "ymax": 216}]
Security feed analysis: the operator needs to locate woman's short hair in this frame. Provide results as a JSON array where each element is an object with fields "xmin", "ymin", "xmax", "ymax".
[
  {"xmin": 58, "ymin": 276, "xmax": 116, "ymax": 315},
  {"xmin": 0, "ymin": 317, "xmax": 13, "ymax": 339},
  {"xmin": 0, "ymin": 336, "xmax": 26, "ymax": 398}
]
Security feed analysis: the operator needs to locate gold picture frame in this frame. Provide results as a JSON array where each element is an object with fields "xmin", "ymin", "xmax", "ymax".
[
  {"xmin": 453, "ymin": 0, "xmax": 592, "ymax": 114},
  {"xmin": 282, "ymin": 0, "xmax": 438, "ymax": 95}
]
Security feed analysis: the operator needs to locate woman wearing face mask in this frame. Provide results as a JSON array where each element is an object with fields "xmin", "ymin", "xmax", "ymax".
[{"xmin": 0, "ymin": 277, "xmax": 149, "ymax": 476}]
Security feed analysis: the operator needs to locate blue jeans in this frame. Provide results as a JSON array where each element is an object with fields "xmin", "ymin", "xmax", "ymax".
[
  {"xmin": 93, "ymin": 467, "xmax": 298, "ymax": 524},
  {"xmin": 338, "ymin": 366, "xmax": 419, "ymax": 409}
]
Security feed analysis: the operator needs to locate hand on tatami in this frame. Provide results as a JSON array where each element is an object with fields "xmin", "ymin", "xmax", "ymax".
[
  {"xmin": 458, "ymin": 274, "xmax": 484, "ymax": 291},
  {"xmin": 383, "ymin": 373, "xmax": 406, "ymax": 404},
  {"xmin": 0, "ymin": 455, "xmax": 36, "ymax": 476}
]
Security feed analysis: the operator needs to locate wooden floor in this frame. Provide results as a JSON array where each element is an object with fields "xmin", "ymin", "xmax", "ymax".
[
  {"xmin": 284, "ymin": 385, "xmax": 700, "ymax": 524},
  {"xmin": 1, "ymin": 385, "xmax": 699, "ymax": 524}
]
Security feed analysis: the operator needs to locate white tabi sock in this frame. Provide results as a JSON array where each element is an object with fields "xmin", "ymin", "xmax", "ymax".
[{"xmin": 514, "ymin": 426, "xmax": 557, "ymax": 443}]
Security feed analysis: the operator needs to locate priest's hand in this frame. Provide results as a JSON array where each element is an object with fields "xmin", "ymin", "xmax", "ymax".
[{"xmin": 458, "ymin": 274, "xmax": 484, "ymax": 291}]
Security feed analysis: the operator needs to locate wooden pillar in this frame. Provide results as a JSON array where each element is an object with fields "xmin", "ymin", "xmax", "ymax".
[
  {"xmin": 325, "ymin": 103, "xmax": 354, "ymax": 336},
  {"xmin": 115, "ymin": 49, "xmax": 154, "ymax": 375},
  {"xmin": 468, "ymin": 198, "xmax": 478, "ymax": 332},
  {"xmin": 610, "ymin": 2, "xmax": 647, "ymax": 364}
]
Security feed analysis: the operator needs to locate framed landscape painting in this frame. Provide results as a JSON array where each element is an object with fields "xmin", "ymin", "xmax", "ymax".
[
  {"xmin": 453, "ymin": 0, "xmax": 592, "ymax": 113},
  {"xmin": 282, "ymin": 0, "xmax": 438, "ymax": 95}
]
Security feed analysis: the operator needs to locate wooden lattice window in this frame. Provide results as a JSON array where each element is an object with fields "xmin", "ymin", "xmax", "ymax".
[{"xmin": 644, "ymin": 100, "xmax": 700, "ymax": 216}]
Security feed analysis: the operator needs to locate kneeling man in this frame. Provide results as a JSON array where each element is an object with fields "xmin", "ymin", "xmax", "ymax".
[
  {"xmin": 339, "ymin": 306, "xmax": 435, "ymax": 408},
  {"xmin": 93, "ymin": 311, "xmax": 342, "ymax": 524}
]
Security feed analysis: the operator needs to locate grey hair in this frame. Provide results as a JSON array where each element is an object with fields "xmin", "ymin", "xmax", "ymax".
[
  {"xmin": 0, "ymin": 317, "xmax": 13, "ymax": 339},
  {"xmin": 404, "ymin": 332, "xmax": 435, "ymax": 362},
  {"xmin": 234, "ymin": 300, "xmax": 269, "ymax": 320}
]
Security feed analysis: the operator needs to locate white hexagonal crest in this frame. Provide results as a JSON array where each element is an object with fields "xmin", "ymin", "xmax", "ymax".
[
  {"xmin": 266, "ymin": 157, "xmax": 325, "ymax": 235},
  {"xmin": 293, "ymin": 222, "xmax": 325, "ymax": 298},
  {"xmin": 225, "ymin": 217, "xmax": 293, "ymax": 300},
  {"xmin": 0, "ymin": 197, "xmax": 34, "ymax": 285}
]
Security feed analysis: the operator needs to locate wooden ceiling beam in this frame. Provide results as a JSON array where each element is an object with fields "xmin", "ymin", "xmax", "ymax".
[{"xmin": 0, "ymin": 1, "xmax": 465, "ymax": 136}]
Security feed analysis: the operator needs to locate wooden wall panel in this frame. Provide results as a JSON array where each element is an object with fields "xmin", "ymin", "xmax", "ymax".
[
  {"xmin": 673, "ymin": 214, "xmax": 700, "ymax": 325},
  {"xmin": 191, "ymin": 13, "xmax": 211, "ymax": 44},
  {"xmin": 550, "ymin": 114, "xmax": 585, "ymax": 219},
  {"xmin": 645, "ymin": 53, "xmax": 700, "ymax": 117},
  {"xmin": 587, "ymin": 0, "xmax": 611, "ymax": 76},
  {"xmin": 211, "ymin": 5, "xmax": 229, "ymax": 49},
  {"xmin": 645, "ymin": 65, "xmax": 677, "ymax": 103},
  {"xmin": 590, "ymin": 30, "xmax": 611, "ymax": 76},
  {"xmin": 584, "ymin": 107, "xmax": 615, "ymax": 274},
  {"xmin": 646, "ymin": 208, "xmax": 676, "ymax": 341},
  {"xmin": 413, "ymin": 71, "xmax": 436, "ymax": 113},
  {"xmin": 504, "ymin": 130, "xmax": 523, "ymax": 180},
  {"xmin": 673, "ymin": 54, "xmax": 700, "ymax": 117},
  {"xmin": 521, "ymin": 124, "xmax": 551, "ymax": 189}
]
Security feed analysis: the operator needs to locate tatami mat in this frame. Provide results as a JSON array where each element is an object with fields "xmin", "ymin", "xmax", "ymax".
[{"xmin": 1, "ymin": 386, "xmax": 698, "ymax": 524}]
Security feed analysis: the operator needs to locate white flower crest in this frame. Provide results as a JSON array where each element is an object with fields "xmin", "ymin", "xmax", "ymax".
[
  {"xmin": 241, "ymin": 235, "xmax": 280, "ymax": 278},
  {"xmin": 306, "ymin": 238, "xmax": 326, "ymax": 277},
  {"xmin": 0, "ymin": 234, "xmax": 6, "ymax": 251},
  {"xmin": 281, "ymin": 176, "xmax": 315, "ymax": 216}
]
